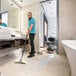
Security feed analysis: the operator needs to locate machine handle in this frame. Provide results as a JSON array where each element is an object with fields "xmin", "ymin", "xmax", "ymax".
[{"xmin": 26, "ymin": 35, "xmax": 28, "ymax": 40}]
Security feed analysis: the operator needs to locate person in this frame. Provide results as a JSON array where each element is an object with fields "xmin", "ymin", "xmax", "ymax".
[
  {"xmin": 0, "ymin": 19, "xmax": 7, "ymax": 27},
  {"xmin": 27, "ymin": 12, "xmax": 36, "ymax": 58}
]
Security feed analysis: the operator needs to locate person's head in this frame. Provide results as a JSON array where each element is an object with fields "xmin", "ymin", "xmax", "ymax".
[
  {"xmin": 0, "ymin": 19, "xmax": 2, "ymax": 24},
  {"xmin": 28, "ymin": 12, "xmax": 32, "ymax": 19}
]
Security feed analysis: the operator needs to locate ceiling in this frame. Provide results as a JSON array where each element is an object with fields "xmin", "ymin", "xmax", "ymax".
[
  {"xmin": 1, "ymin": 0, "xmax": 46, "ymax": 13},
  {"xmin": 14, "ymin": 0, "xmax": 42, "ymax": 6}
]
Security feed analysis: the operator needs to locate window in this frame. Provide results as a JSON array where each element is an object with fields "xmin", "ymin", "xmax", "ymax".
[{"xmin": 2, "ymin": 12, "xmax": 8, "ymax": 25}]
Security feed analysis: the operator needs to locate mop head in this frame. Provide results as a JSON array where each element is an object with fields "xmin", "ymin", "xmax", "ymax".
[{"xmin": 15, "ymin": 60, "xmax": 26, "ymax": 64}]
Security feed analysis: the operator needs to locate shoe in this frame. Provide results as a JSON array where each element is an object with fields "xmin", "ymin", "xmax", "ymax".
[
  {"xmin": 29, "ymin": 52, "xmax": 36, "ymax": 54},
  {"xmin": 29, "ymin": 52, "xmax": 31, "ymax": 54},
  {"xmin": 27, "ymin": 54, "xmax": 35, "ymax": 58}
]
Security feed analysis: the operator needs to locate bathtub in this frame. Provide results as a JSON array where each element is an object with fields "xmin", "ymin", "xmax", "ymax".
[{"xmin": 62, "ymin": 40, "xmax": 76, "ymax": 76}]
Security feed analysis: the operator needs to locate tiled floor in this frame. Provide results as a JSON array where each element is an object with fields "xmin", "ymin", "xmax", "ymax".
[{"xmin": 0, "ymin": 48, "xmax": 70, "ymax": 76}]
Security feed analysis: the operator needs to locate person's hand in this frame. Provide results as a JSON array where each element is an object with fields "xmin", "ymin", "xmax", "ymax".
[{"xmin": 26, "ymin": 28, "xmax": 29, "ymax": 36}]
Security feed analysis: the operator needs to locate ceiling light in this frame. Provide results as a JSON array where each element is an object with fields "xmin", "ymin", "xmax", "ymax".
[
  {"xmin": 20, "ymin": 0, "xmax": 23, "ymax": 2},
  {"xmin": 49, "ymin": 2, "xmax": 51, "ymax": 4},
  {"xmin": 11, "ymin": 3, "xmax": 13, "ymax": 5}
]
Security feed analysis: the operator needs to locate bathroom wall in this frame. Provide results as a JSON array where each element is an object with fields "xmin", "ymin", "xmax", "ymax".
[
  {"xmin": 59, "ymin": 0, "xmax": 76, "ymax": 55},
  {"xmin": 21, "ymin": 3, "xmax": 40, "ymax": 52},
  {"xmin": 8, "ymin": 8, "xmax": 20, "ymax": 29},
  {"xmin": 0, "ymin": 0, "xmax": 1, "ymax": 13},
  {"xmin": 0, "ymin": 0, "xmax": 1, "ymax": 19}
]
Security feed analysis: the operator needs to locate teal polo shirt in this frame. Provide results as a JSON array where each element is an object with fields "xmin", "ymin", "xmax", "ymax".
[
  {"xmin": 28, "ymin": 17, "xmax": 36, "ymax": 34},
  {"xmin": 0, "ymin": 23, "xmax": 7, "ymax": 27}
]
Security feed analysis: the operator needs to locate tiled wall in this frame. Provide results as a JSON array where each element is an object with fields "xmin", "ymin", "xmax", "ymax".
[{"xmin": 59, "ymin": 0, "xmax": 76, "ymax": 55}]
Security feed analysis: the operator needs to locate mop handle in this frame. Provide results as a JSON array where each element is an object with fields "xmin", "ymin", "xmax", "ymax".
[{"xmin": 20, "ymin": 35, "xmax": 28, "ymax": 61}]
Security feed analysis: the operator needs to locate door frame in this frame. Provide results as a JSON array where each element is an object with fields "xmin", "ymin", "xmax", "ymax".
[{"xmin": 40, "ymin": 0, "xmax": 59, "ymax": 54}]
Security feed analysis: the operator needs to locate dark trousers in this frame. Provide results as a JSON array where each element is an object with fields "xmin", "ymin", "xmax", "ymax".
[{"xmin": 29, "ymin": 34, "xmax": 35, "ymax": 55}]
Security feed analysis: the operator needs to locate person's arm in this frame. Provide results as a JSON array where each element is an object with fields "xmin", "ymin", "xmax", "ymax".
[{"xmin": 27, "ymin": 23, "xmax": 33, "ymax": 36}]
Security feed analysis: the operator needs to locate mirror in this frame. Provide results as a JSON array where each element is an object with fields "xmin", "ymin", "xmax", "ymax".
[{"xmin": 0, "ymin": 0, "xmax": 20, "ymax": 30}]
